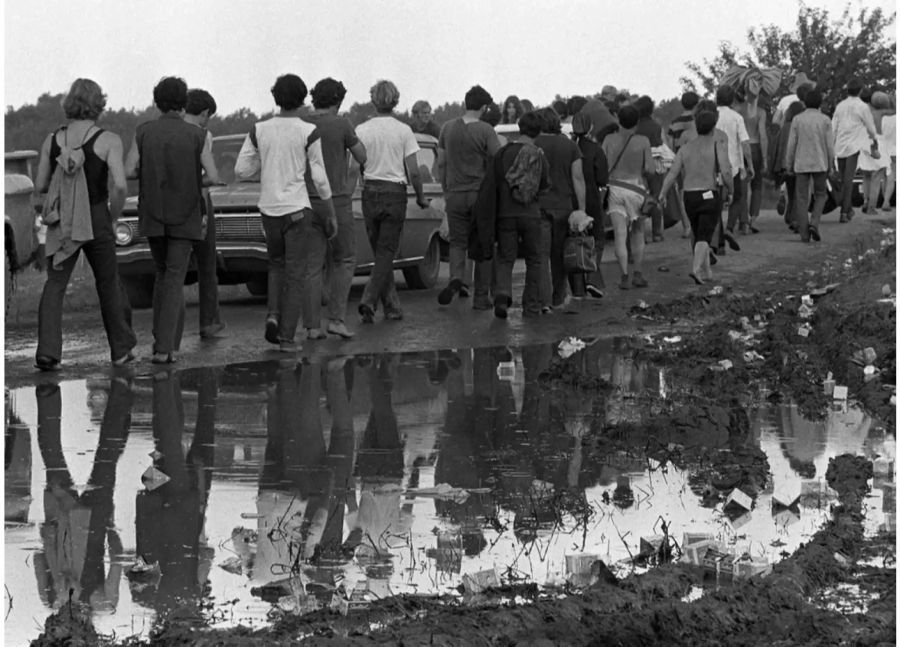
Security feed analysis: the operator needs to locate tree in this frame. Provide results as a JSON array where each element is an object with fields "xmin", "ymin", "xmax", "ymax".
[{"xmin": 681, "ymin": 2, "xmax": 896, "ymax": 112}]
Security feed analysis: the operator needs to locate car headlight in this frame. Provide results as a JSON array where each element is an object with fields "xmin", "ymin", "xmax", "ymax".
[{"xmin": 115, "ymin": 221, "xmax": 134, "ymax": 246}]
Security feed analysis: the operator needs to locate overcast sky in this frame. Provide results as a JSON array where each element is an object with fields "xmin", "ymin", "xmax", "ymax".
[{"xmin": 4, "ymin": 0, "xmax": 895, "ymax": 117}]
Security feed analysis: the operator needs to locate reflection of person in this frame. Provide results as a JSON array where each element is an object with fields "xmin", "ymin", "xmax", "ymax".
[
  {"xmin": 183, "ymin": 88, "xmax": 224, "ymax": 339},
  {"xmin": 410, "ymin": 100, "xmax": 441, "ymax": 138},
  {"xmin": 132, "ymin": 370, "xmax": 211, "ymax": 615},
  {"xmin": 34, "ymin": 379, "xmax": 133, "ymax": 614},
  {"xmin": 659, "ymin": 110, "xmax": 733, "ymax": 284},
  {"xmin": 355, "ymin": 80, "xmax": 429, "ymax": 324},
  {"xmin": 34, "ymin": 78, "xmax": 136, "ymax": 371},
  {"xmin": 235, "ymin": 74, "xmax": 335, "ymax": 352},
  {"xmin": 125, "ymin": 76, "xmax": 222, "ymax": 364},
  {"xmin": 303, "ymin": 78, "xmax": 368, "ymax": 340}
]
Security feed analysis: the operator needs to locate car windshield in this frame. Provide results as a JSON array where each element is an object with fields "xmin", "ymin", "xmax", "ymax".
[{"xmin": 212, "ymin": 137, "xmax": 246, "ymax": 185}]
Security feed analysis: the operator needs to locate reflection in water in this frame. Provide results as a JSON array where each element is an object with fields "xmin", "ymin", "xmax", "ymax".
[
  {"xmin": 33, "ymin": 379, "xmax": 132, "ymax": 613},
  {"xmin": 5, "ymin": 340, "xmax": 895, "ymax": 643}
]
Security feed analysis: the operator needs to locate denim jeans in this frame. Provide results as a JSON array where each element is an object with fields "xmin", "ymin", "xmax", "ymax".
[
  {"xmin": 726, "ymin": 169, "xmax": 748, "ymax": 230},
  {"xmin": 445, "ymin": 190, "xmax": 478, "ymax": 285},
  {"xmin": 495, "ymin": 216, "xmax": 542, "ymax": 315},
  {"xmin": 837, "ymin": 153, "xmax": 859, "ymax": 216},
  {"xmin": 323, "ymin": 195, "xmax": 355, "ymax": 323},
  {"xmin": 192, "ymin": 191, "xmax": 220, "ymax": 330},
  {"xmin": 794, "ymin": 171, "xmax": 827, "ymax": 239},
  {"xmin": 37, "ymin": 203, "xmax": 136, "ymax": 362},
  {"xmin": 539, "ymin": 209, "xmax": 570, "ymax": 307},
  {"xmin": 360, "ymin": 182, "xmax": 406, "ymax": 315},
  {"xmin": 148, "ymin": 235, "xmax": 193, "ymax": 354},
  {"xmin": 262, "ymin": 208, "xmax": 327, "ymax": 341}
]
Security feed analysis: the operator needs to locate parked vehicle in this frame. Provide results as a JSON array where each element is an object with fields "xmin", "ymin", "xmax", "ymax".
[
  {"xmin": 114, "ymin": 133, "xmax": 448, "ymax": 308},
  {"xmin": 4, "ymin": 150, "xmax": 40, "ymax": 318}
]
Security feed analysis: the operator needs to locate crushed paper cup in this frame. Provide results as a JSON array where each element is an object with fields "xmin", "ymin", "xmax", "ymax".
[
  {"xmin": 141, "ymin": 466, "xmax": 170, "ymax": 491},
  {"xmin": 832, "ymin": 385, "xmax": 848, "ymax": 401},
  {"xmin": 558, "ymin": 337, "xmax": 586, "ymax": 359},
  {"xmin": 496, "ymin": 361, "xmax": 515, "ymax": 381}
]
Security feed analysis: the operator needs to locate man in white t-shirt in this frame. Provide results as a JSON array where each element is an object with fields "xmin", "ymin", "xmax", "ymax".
[
  {"xmin": 716, "ymin": 85, "xmax": 752, "ymax": 249},
  {"xmin": 773, "ymin": 72, "xmax": 813, "ymax": 127},
  {"xmin": 355, "ymin": 79, "xmax": 429, "ymax": 324},
  {"xmin": 235, "ymin": 74, "xmax": 335, "ymax": 352},
  {"xmin": 832, "ymin": 78, "xmax": 879, "ymax": 221}
]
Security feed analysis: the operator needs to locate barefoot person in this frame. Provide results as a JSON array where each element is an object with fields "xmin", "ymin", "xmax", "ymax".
[
  {"xmin": 34, "ymin": 78, "xmax": 137, "ymax": 371},
  {"xmin": 659, "ymin": 110, "xmax": 733, "ymax": 285}
]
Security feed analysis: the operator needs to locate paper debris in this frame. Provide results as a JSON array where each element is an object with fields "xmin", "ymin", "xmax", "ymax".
[
  {"xmin": 406, "ymin": 482, "xmax": 470, "ymax": 504},
  {"xmin": 148, "ymin": 450, "xmax": 162, "ymax": 460},
  {"xmin": 873, "ymin": 457, "xmax": 892, "ymax": 477},
  {"xmin": 708, "ymin": 286, "xmax": 724, "ymax": 296},
  {"xmin": 663, "ymin": 336, "xmax": 682, "ymax": 343},
  {"xmin": 558, "ymin": 337, "xmax": 586, "ymax": 359},
  {"xmin": 219, "ymin": 556, "xmax": 243, "ymax": 575},
  {"xmin": 733, "ymin": 557, "xmax": 772, "ymax": 580},
  {"xmin": 823, "ymin": 372, "xmax": 835, "ymax": 396},
  {"xmin": 772, "ymin": 481, "xmax": 802, "ymax": 508},
  {"xmin": 496, "ymin": 361, "xmax": 515, "ymax": 381},
  {"xmin": 127, "ymin": 556, "xmax": 160, "ymax": 576},
  {"xmin": 743, "ymin": 351, "xmax": 764, "ymax": 363},
  {"xmin": 882, "ymin": 284, "xmax": 892, "ymax": 297},
  {"xmin": 462, "ymin": 567, "xmax": 501, "ymax": 594},
  {"xmin": 832, "ymin": 385, "xmax": 848, "ymax": 401},
  {"xmin": 565, "ymin": 553, "xmax": 600, "ymax": 576},
  {"xmin": 141, "ymin": 466, "xmax": 170, "ymax": 491},
  {"xmin": 798, "ymin": 304, "xmax": 815, "ymax": 319},
  {"xmin": 725, "ymin": 488, "xmax": 752, "ymax": 511},
  {"xmin": 801, "ymin": 294, "xmax": 814, "ymax": 306},
  {"xmin": 797, "ymin": 323, "xmax": 811, "ymax": 337}
]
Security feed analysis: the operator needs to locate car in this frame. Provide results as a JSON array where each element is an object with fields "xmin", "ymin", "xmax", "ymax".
[
  {"xmin": 494, "ymin": 121, "xmax": 573, "ymax": 146},
  {"xmin": 4, "ymin": 150, "xmax": 41, "ymax": 317},
  {"xmin": 114, "ymin": 133, "xmax": 448, "ymax": 308}
]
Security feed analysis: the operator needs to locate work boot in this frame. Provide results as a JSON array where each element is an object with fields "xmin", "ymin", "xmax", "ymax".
[{"xmin": 437, "ymin": 278, "xmax": 463, "ymax": 305}]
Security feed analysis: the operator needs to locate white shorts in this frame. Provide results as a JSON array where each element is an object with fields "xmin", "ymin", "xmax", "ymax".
[{"xmin": 607, "ymin": 185, "xmax": 645, "ymax": 224}]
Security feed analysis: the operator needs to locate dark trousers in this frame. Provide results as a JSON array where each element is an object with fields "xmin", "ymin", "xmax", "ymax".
[
  {"xmin": 192, "ymin": 193, "xmax": 219, "ymax": 330},
  {"xmin": 539, "ymin": 208, "xmax": 570, "ymax": 307},
  {"xmin": 360, "ymin": 183, "xmax": 406, "ymax": 315},
  {"xmin": 262, "ymin": 208, "xmax": 325, "ymax": 341},
  {"xmin": 837, "ymin": 153, "xmax": 859, "ymax": 216},
  {"xmin": 646, "ymin": 173, "xmax": 664, "ymax": 237},
  {"xmin": 148, "ymin": 236, "xmax": 193, "ymax": 354},
  {"xmin": 748, "ymin": 143, "xmax": 764, "ymax": 222},
  {"xmin": 323, "ymin": 195, "xmax": 355, "ymax": 323},
  {"xmin": 494, "ymin": 216, "xmax": 542, "ymax": 315},
  {"xmin": 784, "ymin": 175, "xmax": 797, "ymax": 225},
  {"xmin": 726, "ymin": 169, "xmax": 748, "ymax": 230},
  {"xmin": 37, "ymin": 203, "xmax": 136, "ymax": 362},
  {"xmin": 794, "ymin": 171, "xmax": 827, "ymax": 239}
]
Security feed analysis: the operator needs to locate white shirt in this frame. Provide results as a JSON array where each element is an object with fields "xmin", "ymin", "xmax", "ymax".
[
  {"xmin": 356, "ymin": 115, "xmax": 420, "ymax": 183},
  {"xmin": 773, "ymin": 94, "xmax": 799, "ymax": 127},
  {"xmin": 832, "ymin": 96, "xmax": 878, "ymax": 159},
  {"xmin": 234, "ymin": 116, "xmax": 332, "ymax": 217},
  {"xmin": 716, "ymin": 106, "xmax": 750, "ymax": 177},
  {"xmin": 881, "ymin": 114, "xmax": 896, "ymax": 158}
]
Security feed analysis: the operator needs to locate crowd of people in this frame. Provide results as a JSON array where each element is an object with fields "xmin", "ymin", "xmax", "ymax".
[{"xmin": 31, "ymin": 72, "xmax": 896, "ymax": 370}]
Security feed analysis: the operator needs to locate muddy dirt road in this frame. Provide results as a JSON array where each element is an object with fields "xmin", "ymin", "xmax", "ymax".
[{"xmin": 5, "ymin": 210, "xmax": 896, "ymax": 646}]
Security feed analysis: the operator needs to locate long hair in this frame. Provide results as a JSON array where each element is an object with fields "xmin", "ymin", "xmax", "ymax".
[
  {"xmin": 502, "ymin": 95, "xmax": 524, "ymax": 124},
  {"xmin": 62, "ymin": 78, "xmax": 107, "ymax": 120}
]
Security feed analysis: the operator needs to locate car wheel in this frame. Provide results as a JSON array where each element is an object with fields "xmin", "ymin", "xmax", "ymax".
[
  {"xmin": 246, "ymin": 276, "xmax": 268, "ymax": 296},
  {"xmin": 121, "ymin": 276, "xmax": 154, "ymax": 309},
  {"xmin": 403, "ymin": 235, "xmax": 441, "ymax": 289}
]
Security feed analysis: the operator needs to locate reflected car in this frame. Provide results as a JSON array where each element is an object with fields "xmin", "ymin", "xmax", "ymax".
[{"xmin": 114, "ymin": 133, "xmax": 448, "ymax": 308}]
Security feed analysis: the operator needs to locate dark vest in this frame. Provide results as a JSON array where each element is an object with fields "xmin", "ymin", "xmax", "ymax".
[{"xmin": 136, "ymin": 113, "xmax": 205, "ymax": 239}]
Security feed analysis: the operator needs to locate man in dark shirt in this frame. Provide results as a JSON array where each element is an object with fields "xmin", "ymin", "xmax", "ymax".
[
  {"xmin": 125, "ymin": 77, "xmax": 222, "ymax": 363},
  {"xmin": 634, "ymin": 95, "xmax": 665, "ymax": 242},
  {"xmin": 303, "ymin": 78, "xmax": 367, "ymax": 340},
  {"xmin": 436, "ymin": 85, "xmax": 501, "ymax": 309}
]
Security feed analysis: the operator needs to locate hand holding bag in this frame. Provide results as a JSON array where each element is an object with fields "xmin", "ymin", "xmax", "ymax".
[{"xmin": 563, "ymin": 232, "xmax": 597, "ymax": 272}]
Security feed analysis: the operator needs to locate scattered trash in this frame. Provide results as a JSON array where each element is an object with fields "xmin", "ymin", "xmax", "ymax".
[
  {"xmin": 798, "ymin": 304, "xmax": 815, "ymax": 319},
  {"xmin": 127, "ymin": 556, "xmax": 160, "ymax": 577},
  {"xmin": 863, "ymin": 365, "xmax": 879, "ymax": 382},
  {"xmin": 742, "ymin": 351, "xmax": 764, "ymax": 363},
  {"xmin": 639, "ymin": 535, "xmax": 666, "ymax": 558},
  {"xmin": 701, "ymin": 547, "xmax": 736, "ymax": 577},
  {"xmin": 732, "ymin": 556, "xmax": 772, "ymax": 580},
  {"xmin": 558, "ymin": 337, "xmax": 586, "ymax": 359},
  {"xmin": 406, "ymin": 482, "xmax": 470, "ymax": 504},
  {"xmin": 708, "ymin": 286, "xmax": 724, "ymax": 296},
  {"xmin": 565, "ymin": 553, "xmax": 599, "ymax": 577},
  {"xmin": 872, "ymin": 457, "xmax": 892, "ymax": 477},
  {"xmin": 724, "ymin": 488, "xmax": 752, "ymax": 512},
  {"xmin": 681, "ymin": 538, "xmax": 721, "ymax": 566},
  {"xmin": 773, "ymin": 507, "xmax": 801, "ymax": 529},
  {"xmin": 832, "ymin": 385, "xmax": 848, "ymax": 401},
  {"xmin": 823, "ymin": 372, "xmax": 835, "ymax": 396},
  {"xmin": 141, "ymin": 466, "xmax": 170, "ymax": 491},
  {"xmin": 892, "ymin": 395, "xmax": 897, "ymax": 406},
  {"xmin": 657, "ymin": 265, "xmax": 670, "ymax": 273},
  {"xmin": 710, "ymin": 359, "xmax": 733, "ymax": 372},
  {"xmin": 240, "ymin": 512, "xmax": 264, "ymax": 519},
  {"xmin": 772, "ymin": 482, "xmax": 801, "ymax": 509},
  {"xmin": 636, "ymin": 300, "xmax": 650, "ymax": 309},
  {"xmin": 462, "ymin": 566, "xmax": 501, "ymax": 595},
  {"xmin": 496, "ymin": 361, "xmax": 515, "ymax": 381},
  {"xmin": 882, "ymin": 283, "xmax": 892, "ymax": 297},
  {"xmin": 219, "ymin": 556, "xmax": 243, "ymax": 575},
  {"xmin": 797, "ymin": 323, "xmax": 811, "ymax": 337},
  {"xmin": 800, "ymin": 294, "xmax": 814, "ymax": 307},
  {"xmin": 662, "ymin": 335, "xmax": 682, "ymax": 343},
  {"xmin": 148, "ymin": 450, "xmax": 162, "ymax": 460},
  {"xmin": 729, "ymin": 512, "xmax": 752, "ymax": 530},
  {"xmin": 833, "ymin": 552, "xmax": 851, "ymax": 567}
]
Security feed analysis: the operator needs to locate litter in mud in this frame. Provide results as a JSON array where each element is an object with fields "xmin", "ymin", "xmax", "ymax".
[
  {"xmin": 496, "ymin": 360, "xmax": 515, "ymax": 380},
  {"xmin": 823, "ymin": 372, "xmax": 836, "ymax": 395},
  {"xmin": 832, "ymin": 385, "xmax": 848, "ymax": 401},
  {"xmin": 140, "ymin": 465, "xmax": 170, "ymax": 491},
  {"xmin": 462, "ymin": 567, "xmax": 501, "ymax": 595},
  {"xmin": 557, "ymin": 336, "xmax": 586, "ymax": 358},
  {"xmin": 725, "ymin": 488, "xmax": 753, "ymax": 512}
]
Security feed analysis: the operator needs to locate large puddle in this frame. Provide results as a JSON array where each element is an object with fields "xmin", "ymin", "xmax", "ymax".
[{"xmin": 4, "ymin": 339, "xmax": 895, "ymax": 644}]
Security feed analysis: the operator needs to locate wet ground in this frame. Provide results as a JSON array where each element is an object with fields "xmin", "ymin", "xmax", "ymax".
[{"xmin": 4, "ymin": 212, "xmax": 897, "ymax": 645}]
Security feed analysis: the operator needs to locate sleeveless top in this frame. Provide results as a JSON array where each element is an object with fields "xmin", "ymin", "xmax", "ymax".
[{"xmin": 50, "ymin": 127, "xmax": 108, "ymax": 205}]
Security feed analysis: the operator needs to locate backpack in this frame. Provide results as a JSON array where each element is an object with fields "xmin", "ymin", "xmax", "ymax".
[{"xmin": 504, "ymin": 143, "xmax": 544, "ymax": 204}]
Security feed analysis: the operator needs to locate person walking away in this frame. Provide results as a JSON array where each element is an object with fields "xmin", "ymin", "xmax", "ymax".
[
  {"xmin": 784, "ymin": 89, "xmax": 835, "ymax": 243},
  {"xmin": 858, "ymin": 89, "xmax": 891, "ymax": 214},
  {"xmin": 633, "ymin": 96, "xmax": 665, "ymax": 242},
  {"xmin": 410, "ymin": 100, "xmax": 441, "ymax": 138},
  {"xmin": 571, "ymin": 112, "xmax": 608, "ymax": 298},
  {"xmin": 578, "ymin": 96, "xmax": 619, "ymax": 144},
  {"xmin": 716, "ymin": 86, "xmax": 753, "ymax": 244},
  {"xmin": 667, "ymin": 91, "xmax": 700, "ymax": 238},
  {"xmin": 771, "ymin": 101, "xmax": 807, "ymax": 233},
  {"xmin": 33, "ymin": 78, "xmax": 137, "ymax": 371},
  {"xmin": 125, "ymin": 76, "xmax": 222, "ymax": 364},
  {"xmin": 183, "ymin": 88, "xmax": 224, "ymax": 339},
  {"xmin": 601, "ymin": 105, "xmax": 654, "ymax": 290},
  {"xmin": 234, "ymin": 73, "xmax": 336, "ymax": 352},
  {"xmin": 474, "ymin": 112, "xmax": 550, "ymax": 319},
  {"xmin": 881, "ymin": 95, "xmax": 896, "ymax": 211},
  {"xmin": 435, "ymin": 85, "xmax": 501, "ymax": 309},
  {"xmin": 355, "ymin": 79, "xmax": 429, "ymax": 324},
  {"xmin": 832, "ymin": 78, "xmax": 879, "ymax": 222},
  {"xmin": 534, "ymin": 107, "xmax": 586, "ymax": 310},
  {"xmin": 773, "ymin": 72, "xmax": 813, "ymax": 128},
  {"xmin": 659, "ymin": 110, "xmax": 733, "ymax": 285},
  {"xmin": 735, "ymin": 86, "xmax": 768, "ymax": 233},
  {"xmin": 303, "ymin": 77, "xmax": 367, "ymax": 339}
]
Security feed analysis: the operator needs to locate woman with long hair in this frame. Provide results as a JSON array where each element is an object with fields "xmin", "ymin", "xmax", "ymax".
[
  {"xmin": 502, "ymin": 95, "xmax": 524, "ymax": 124},
  {"xmin": 33, "ymin": 78, "xmax": 136, "ymax": 371},
  {"xmin": 658, "ymin": 109, "xmax": 733, "ymax": 285}
]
